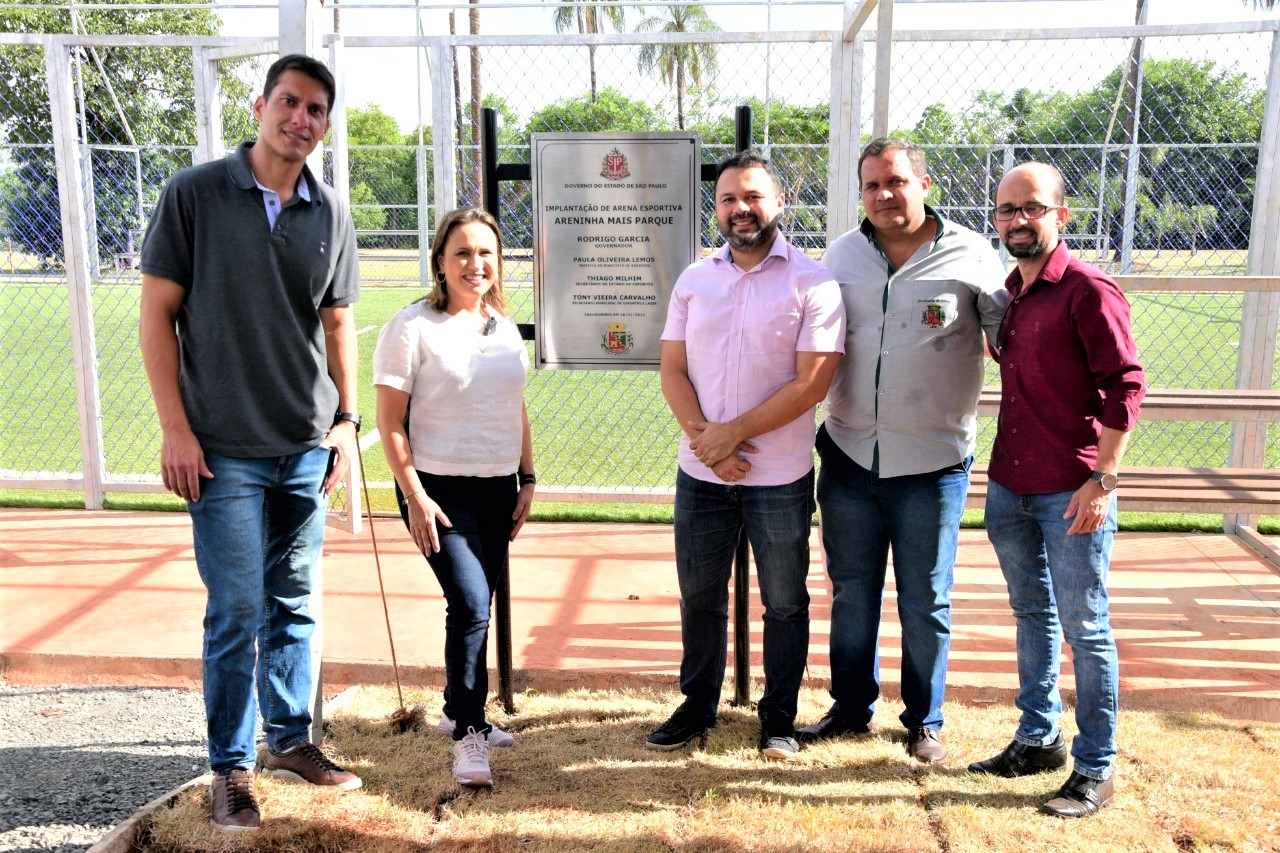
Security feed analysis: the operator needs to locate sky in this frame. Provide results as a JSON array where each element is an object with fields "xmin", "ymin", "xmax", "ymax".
[{"xmin": 216, "ymin": 0, "xmax": 1277, "ymax": 133}]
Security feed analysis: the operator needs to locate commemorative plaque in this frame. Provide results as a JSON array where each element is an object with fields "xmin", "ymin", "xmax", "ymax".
[{"xmin": 532, "ymin": 133, "xmax": 700, "ymax": 369}]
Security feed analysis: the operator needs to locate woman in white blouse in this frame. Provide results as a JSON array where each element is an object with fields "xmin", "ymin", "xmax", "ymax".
[{"xmin": 374, "ymin": 207, "xmax": 534, "ymax": 789}]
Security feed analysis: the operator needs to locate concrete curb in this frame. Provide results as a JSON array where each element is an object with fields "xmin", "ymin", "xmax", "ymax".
[
  {"xmin": 86, "ymin": 773, "xmax": 211, "ymax": 853},
  {"xmin": 85, "ymin": 686, "xmax": 366, "ymax": 851}
]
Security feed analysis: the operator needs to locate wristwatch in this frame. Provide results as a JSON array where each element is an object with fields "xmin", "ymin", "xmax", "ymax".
[
  {"xmin": 333, "ymin": 411, "xmax": 362, "ymax": 433},
  {"xmin": 1090, "ymin": 470, "xmax": 1118, "ymax": 491}
]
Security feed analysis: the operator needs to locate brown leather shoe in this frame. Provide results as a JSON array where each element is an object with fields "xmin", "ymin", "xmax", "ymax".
[
  {"xmin": 262, "ymin": 741, "xmax": 362, "ymax": 791},
  {"xmin": 906, "ymin": 727, "xmax": 947, "ymax": 763},
  {"xmin": 210, "ymin": 768, "xmax": 259, "ymax": 831},
  {"xmin": 1040, "ymin": 770, "xmax": 1115, "ymax": 818}
]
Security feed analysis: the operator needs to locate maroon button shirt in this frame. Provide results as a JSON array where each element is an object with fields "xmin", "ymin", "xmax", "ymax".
[{"xmin": 988, "ymin": 241, "xmax": 1146, "ymax": 496}]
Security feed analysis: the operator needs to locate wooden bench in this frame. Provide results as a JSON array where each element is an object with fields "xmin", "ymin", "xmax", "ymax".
[
  {"xmin": 975, "ymin": 385, "xmax": 1280, "ymax": 565},
  {"xmin": 977, "ymin": 386, "xmax": 1280, "ymax": 422},
  {"xmin": 975, "ymin": 387, "xmax": 1280, "ymax": 516},
  {"xmin": 967, "ymin": 465, "xmax": 1280, "ymax": 516}
]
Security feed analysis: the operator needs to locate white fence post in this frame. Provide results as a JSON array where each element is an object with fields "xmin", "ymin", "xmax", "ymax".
[
  {"xmin": 1226, "ymin": 29, "xmax": 1280, "ymax": 533},
  {"xmin": 430, "ymin": 37, "xmax": 458, "ymax": 230},
  {"xmin": 827, "ymin": 3, "xmax": 865, "ymax": 242},
  {"xmin": 191, "ymin": 46, "xmax": 223, "ymax": 164},
  {"xmin": 872, "ymin": 0, "xmax": 892, "ymax": 139},
  {"xmin": 45, "ymin": 37, "xmax": 106, "ymax": 509}
]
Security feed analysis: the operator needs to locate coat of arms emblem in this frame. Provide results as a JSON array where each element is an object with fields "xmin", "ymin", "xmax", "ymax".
[
  {"xmin": 921, "ymin": 303, "xmax": 946, "ymax": 328},
  {"xmin": 602, "ymin": 321, "xmax": 634, "ymax": 355},
  {"xmin": 600, "ymin": 148, "xmax": 630, "ymax": 181}
]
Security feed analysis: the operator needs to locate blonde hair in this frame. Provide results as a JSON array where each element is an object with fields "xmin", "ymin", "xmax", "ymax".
[{"xmin": 423, "ymin": 207, "xmax": 507, "ymax": 315}]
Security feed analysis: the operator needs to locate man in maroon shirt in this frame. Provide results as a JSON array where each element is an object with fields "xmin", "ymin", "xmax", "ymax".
[{"xmin": 967, "ymin": 163, "xmax": 1145, "ymax": 818}]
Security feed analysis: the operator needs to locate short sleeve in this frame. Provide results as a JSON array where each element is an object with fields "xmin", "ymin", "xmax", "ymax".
[
  {"xmin": 661, "ymin": 275, "xmax": 691, "ymax": 341},
  {"xmin": 797, "ymin": 274, "xmax": 846, "ymax": 353},
  {"xmin": 139, "ymin": 177, "xmax": 193, "ymax": 288},
  {"xmin": 373, "ymin": 308, "xmax": 421, "ymax": 393},
  {"xmin": 322, "ymin": 196, "xmax": 360, "ymax": 308},
  {"xmin": 973, "ymin": 242, "xmax": 1012, "ymax": 348}
]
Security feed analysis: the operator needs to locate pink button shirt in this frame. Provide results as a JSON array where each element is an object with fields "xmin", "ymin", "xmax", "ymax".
[{"xmin": 662, "ymin": 237, "xmax": 846, "ymax": 486}]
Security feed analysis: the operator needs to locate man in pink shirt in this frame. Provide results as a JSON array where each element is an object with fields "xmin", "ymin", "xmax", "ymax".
[{"xmin": 647, "ymin": 151, "xmax": 846, "ymax": 759}]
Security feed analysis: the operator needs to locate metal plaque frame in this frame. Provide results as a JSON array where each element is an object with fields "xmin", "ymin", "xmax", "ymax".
[{"xmin": 532, "ymin": 132, "xmax": 700, "ymax": 370}]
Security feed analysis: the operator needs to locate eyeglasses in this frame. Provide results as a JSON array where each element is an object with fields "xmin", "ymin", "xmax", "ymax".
[{"xmin": 993, "ymin": 203, "xmax": 1059, "ymax": 221}]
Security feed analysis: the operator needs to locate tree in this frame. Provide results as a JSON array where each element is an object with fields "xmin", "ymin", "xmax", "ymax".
[
  {"xmin": 346, "ymin": 104, "xmax": 415, "ymax": 246},
  {"xmin": 525, "ymin": 87, "xmax": 668, "ymax": 135},
  {"xmin": 1032, "ymin": 58, "xmax": 1262, "ymax": 254},
  {"xmin": 695, "ymin": 99, "xmax": 830, "ymax": 243},
  {"xmin": 635, "ymin": 5, "xmax": 719, "ymax": 131},
  {"xmin": 1143, "ymin": 201, "xmax": 1218, "ymax": 257},
  {"xmin": 548, "ymin": 0, "xmax": 628, "ymax": 102},
  {"xmin": 0, "ymin": 0, "xmax": 245, "ymax": 267}
]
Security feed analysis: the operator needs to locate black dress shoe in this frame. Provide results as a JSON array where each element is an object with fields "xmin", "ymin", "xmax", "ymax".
[
  {"xmin": 1040, "ymin": 770, "xmax": 1115, "ymax": 818},
  {"xmin": 795, "ymin": 713, "xmax": 871, "ymax": 743},
  {"xmin": 967, "ymin": 733, "xmax": 1068, "ymax": 778},
  {"xmin": 646, "ymin": 705, "xmax": 716, "ymax": 751}
]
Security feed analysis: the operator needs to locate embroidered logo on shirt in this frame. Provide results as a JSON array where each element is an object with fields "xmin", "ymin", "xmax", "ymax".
[
  {"xmin": 601, "ymin": 321, "xmax": 634, "ymax": 354},
  {"xmin": 921, "ymin": 302, "xmax": 947, "ymax": 328}
]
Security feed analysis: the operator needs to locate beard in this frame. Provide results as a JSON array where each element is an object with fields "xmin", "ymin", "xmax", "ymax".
[
  {"xmin": 719, "ymin": 211, "xmax": 781, "ymax": 251},
  {"xmin": 1003, "ymin": 227, "xmax": 1050, "ymax": 258}
]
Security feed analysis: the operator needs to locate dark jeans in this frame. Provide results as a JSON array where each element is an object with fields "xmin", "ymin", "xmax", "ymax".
[
  {"xmin": 816, "ymin": 426, "xmax": 971, "ymax": 731},
  {"xmin": 399, "ymin": 472, "xmax": 516, "ymax": 739},
  {"xmin": 673, "ymin": 467, "xmax": 816, "ymax": 723}
]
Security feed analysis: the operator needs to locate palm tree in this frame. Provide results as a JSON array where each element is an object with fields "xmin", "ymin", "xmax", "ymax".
[
  {"xmin": 635, "ymin": 5, "xmax": 719, "ymax": 130},
  {"xmin": 549, "ymin": 0, "xmax": 628, "ymax": 102}
]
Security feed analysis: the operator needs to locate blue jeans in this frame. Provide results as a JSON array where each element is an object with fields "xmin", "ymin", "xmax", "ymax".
[
  {"xmin": 985, "ymin": 480, "xmax": 1119, "ymax": 780},
  {"xmin": 673, "ymin": 468, "xmax": 815, "ymax": 723},
  {"xmin": 399, "ymin": 473, "xmax": 516, "ymax": 740},
  {"xmin": 187, "ymin": 445, "xmax": 330, "ymax": 774},
  {"xmin": 816, "ymin": 426, "xmax": 970, "ymax": 731}
]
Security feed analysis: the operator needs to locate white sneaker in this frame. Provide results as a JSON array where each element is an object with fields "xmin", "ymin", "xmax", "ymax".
[
  {"xmin": 437, "ymin": 713, "xmax": 516, "ymax": 748},
  {"xmin": 452, "ymin": 727, "xmax": 493, "ymax": 788}
]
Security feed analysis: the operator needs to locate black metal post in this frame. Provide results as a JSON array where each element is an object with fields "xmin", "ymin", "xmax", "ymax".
[
  {"xmin": 495, "ymin": 554, "xmax": 515, "ymax": 714},
  {"xmin": 481, "ymin": 106, "xmax": 499, "ymax": 217},
  {"xmin": 735, "ymin": 104, "xmax": 753, "ymax": 153},
  {"xmin": 729, "ymin": 104, "xmax": 754, "ymax": 708},
  {"xmin": 731, "ymin": 533, "xmax": 752, "ymax": 707},
  {"xmin": 479, "ymin": 105, "xmax": 516, "ymax": 712}
]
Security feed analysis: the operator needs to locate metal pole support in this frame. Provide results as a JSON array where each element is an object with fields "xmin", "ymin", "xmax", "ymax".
[
  {"xmin": 729, "ymin": 104, "xmax": 754, "ymax": 708},
  {"xmin": 478, "ymin": 105, "xmax": 517, "ymax": 714},
  {"xmin": 731, "ymin": 533, "xmax": 752, "ymax": 707}
]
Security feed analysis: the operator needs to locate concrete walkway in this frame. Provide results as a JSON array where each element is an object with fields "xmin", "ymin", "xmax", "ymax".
[{"xmin": 2, "ymin": 508, "xmax": 1277, "ymax": 721}]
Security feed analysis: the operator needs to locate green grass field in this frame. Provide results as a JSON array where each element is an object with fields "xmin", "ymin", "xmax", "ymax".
[{"xmin": 3, "ymin": 246, "xmax": 1278, "ymax": 530}]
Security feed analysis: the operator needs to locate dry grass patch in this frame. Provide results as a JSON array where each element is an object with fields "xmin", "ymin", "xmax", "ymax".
[{"xmin": 143, "ymin": 685, "xmax": 1280, "ymax": 852}]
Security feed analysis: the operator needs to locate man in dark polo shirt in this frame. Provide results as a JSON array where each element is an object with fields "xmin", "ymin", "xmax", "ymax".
[
  {"xmin": 967, "ymin": 162, "xmax": 1145, "ymax": 818},
  {"xmin": 139, "ymin": 54, "xmax": 362, "ymax": 831}
]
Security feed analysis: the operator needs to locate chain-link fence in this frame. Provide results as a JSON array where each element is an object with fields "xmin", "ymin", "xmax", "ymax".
[{"xmin": 2, "ymin": 12, "xmax": 1279, "ymax": 508}]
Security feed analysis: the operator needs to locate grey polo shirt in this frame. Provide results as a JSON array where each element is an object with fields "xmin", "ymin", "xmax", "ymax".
[
  {"xmin": 821, "ymin": 207, "xmax": 1008, "ymax": 478},
  {"xmin": 140, "ymin": 142, "xmax": 360, "ymax": 457}
]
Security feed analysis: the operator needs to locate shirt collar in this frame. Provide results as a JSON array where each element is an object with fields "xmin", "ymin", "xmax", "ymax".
[
  {"xmin": 1004, "ymin": 240, "xmax": 1072, "ymax": 295},
  {"xmin": 712, "ymin": 231, "xmax": 790, "ymax": 269},
  {"xmin": 859, "ymin": 202, "xmax": 946, "ymax": 244},
  {"xmin": 229, "ymin": 140, "xmax": 318, "ymax": 204}
]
